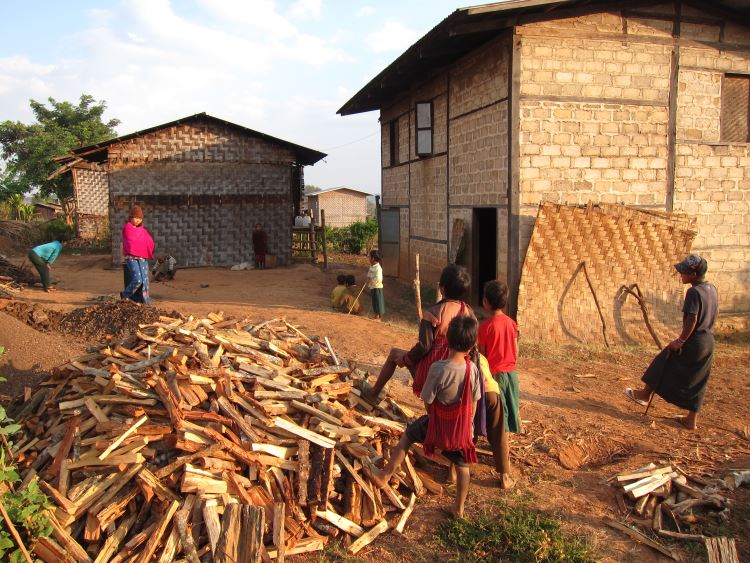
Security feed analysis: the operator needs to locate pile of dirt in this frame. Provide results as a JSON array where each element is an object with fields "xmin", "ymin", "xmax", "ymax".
[
  {"xmin": 57, "ymin": 300, "xmax": 171, "ymax": 341},
  {"xmin": 0, "ymin": 300, "xmax": 65, "ymax": 331},
  {"xmin": 1, "ymin": 299, "xmax": 178, "ymax": 342},
  {"xmin": 0, "ymin": 255, "xmax": 37, "ymax": 285}
]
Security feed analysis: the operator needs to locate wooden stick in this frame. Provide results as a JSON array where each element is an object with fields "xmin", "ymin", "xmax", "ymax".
[
  {"xmin": 324, "ymin": 337, "xmax": 340, "ymax": 366},
  {"xmin": 0, "ymin": 498, "xmax": 33, "ymax": 563},
  {"xmin": 134, "ymin": 499, "xmax": 180, "ymax": 563},
  {"xmin": 347, "ymin": 284, "xmax": 367, "ymax": 315},
  {"xmin": 315, "ymin": 509, "xmax": 364, "ymax": 537},
  {"xmin": 604, "ymin": 516, "xmax": 676, "ymax": 560},
  {"xmin": 98, "ymin": 415, "xmax": 148, "ymax": 460},
  {"xmin": 273, "ymin": 502, "xmax": 286, "ymax": 562},
  {"xmin": 240, "ymin": 505, "xmax": 265, "ymax": 563},
  {"xmin": 395, "ymin": 493, "xmax": 417, "ymax": 534},
  {"xmin": 174, "ymin": 508, "xmax": 201, "ymax": 563},
  {"xmin": 414, "ymin": 253, "xmax": 422, "ymax": 320}
]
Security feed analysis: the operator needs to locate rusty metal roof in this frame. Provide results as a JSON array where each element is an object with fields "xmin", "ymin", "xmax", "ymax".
[
  {"xmin": 338, "ymin": 0, "xmax": 750, "ymax": 116},
  {"xmin": 68, "ymin": 112, "xmax": 327, "ymax": 166}
]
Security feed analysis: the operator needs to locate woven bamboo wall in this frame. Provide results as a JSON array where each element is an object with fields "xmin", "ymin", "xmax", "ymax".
[
  {"xmin": 111, "ymin": 194, "xmax": 291, "ymax": 267},
  {"xmin": 73, "ymin": 167, "xmax": 109, "ymax": 215},
  {"xmin": 106, "ymin": 118, "xmax": 297, "ymax": 267},
  {"xmin": 517, "ymin": 202, "xmax": 697, "ymax": 346}
]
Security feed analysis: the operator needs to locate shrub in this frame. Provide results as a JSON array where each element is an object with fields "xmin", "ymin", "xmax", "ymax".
[
  {"xmin": 0, "ymin": 398, "xmax": 53, "ymax": 562},
  {"xmin": 39, "ymin": 217, "xmax": 75, "ymax": 242},
  {"xmin": 326, "ymin": 218, "xmax": 378, "ymax": 255}
]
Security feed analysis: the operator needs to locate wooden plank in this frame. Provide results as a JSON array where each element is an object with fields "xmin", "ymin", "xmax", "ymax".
[
  {"xmin": 203, "ymin": 499, "xmax": 222, "ymax": 555},
  {"xmin": 273, "ymin": 416, "xmax": 336, "ymax": 449},
  {"xmin": 347, "ymin": 519, "xmax": 389, "ymax": 554}
]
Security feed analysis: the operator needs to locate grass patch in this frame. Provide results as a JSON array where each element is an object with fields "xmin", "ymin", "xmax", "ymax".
[{"xmin": 435, "ymin": 500, "xmax": 596, "ymax": 562}]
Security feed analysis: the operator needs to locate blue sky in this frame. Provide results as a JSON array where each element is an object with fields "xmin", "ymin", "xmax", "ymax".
[{"xmin": 0, "ymin": 0, "xmax": 470, "ymax": 195}]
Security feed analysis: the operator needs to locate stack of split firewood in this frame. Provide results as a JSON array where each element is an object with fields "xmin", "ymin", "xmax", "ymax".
[
  {"xmin": 9, "ymin": 313, "xmax": 437, "ymax": 562},
  {"xmin": 607, "ymin": 463, "xmax": 739, "ymax": 563}
]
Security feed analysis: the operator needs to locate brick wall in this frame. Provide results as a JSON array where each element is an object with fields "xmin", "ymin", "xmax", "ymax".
[
  {"xmin": 517, "ymin": 5, "xmax": 750, "ymax": 322},
  {"xmin": 107, "ymin": 118, "xmax": 297, "ymax": 267},
  {"xmin": 312, "ymin": 190, "xmax": 368, "ymax": 227},
  {"xmin": 380, "ymin": 35, "xmax": 511, "ymax": 289}
]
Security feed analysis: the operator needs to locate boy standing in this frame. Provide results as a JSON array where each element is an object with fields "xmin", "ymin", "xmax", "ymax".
[
  {"xmin": 370, "ymin": 316, "xmax": 481, "ymax": 519},
  {"xmin": 367, "ymin": 250, "xmax": 384, "ymax": 320},
  {"xmin": 477, "ymin": 280, "xmax": 518, "ymax": 489}
]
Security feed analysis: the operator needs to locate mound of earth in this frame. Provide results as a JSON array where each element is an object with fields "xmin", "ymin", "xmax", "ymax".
[
  {"xmin": 1, "ymin": 299, "xmax": 178, "ymax": 342},
  {"xmin": 0, "ymin": 255, "xmax": 37, "ymax": 285}
]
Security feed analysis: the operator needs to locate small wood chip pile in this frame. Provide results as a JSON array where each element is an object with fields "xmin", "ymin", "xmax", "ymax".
[
  {"xmin": 608, "ymin": 463, "xmax": 740, "ymax": 562},
  {"xmin": 10, "ymin": 312, "xmax": 437, "ymax": 562}
]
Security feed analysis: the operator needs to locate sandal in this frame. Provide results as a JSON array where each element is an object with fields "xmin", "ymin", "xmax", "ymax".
[{"xmin": 625, "ymin": 388, "xmax": 647, "ymax": 407}]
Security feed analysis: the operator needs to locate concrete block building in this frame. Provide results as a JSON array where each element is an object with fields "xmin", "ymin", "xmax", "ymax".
[
  {"xmin": 339, "ymin": 0, "xmax": 750, "ymax": 325},
  {"xmin": 55, "ymin": 113, "xmax": 326, "ymax": 267},
  {"xmin": 306, "ymin": 186, "xmax": 371, "ymax": 227}
]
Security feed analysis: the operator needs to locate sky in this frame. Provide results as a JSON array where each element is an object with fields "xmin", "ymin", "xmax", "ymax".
[{"xmin": 0, "ymin": 0, "xmax": 470, "ymax": 195}]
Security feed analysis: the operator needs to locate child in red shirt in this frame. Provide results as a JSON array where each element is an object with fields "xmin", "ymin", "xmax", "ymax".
[{"xmin": 477, "ymin": 280, "xmax": 519, "ymax": 489}]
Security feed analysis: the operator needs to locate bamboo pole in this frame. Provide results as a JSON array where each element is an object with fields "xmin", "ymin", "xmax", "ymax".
[{"xmin": 414, "ymin": 254, "xmax": 422, "ymax": 320}]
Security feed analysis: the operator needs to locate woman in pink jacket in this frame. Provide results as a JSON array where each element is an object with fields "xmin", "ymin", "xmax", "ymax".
[{"xmin": 121, "ymin": 205, "xmax": 155, "ymax": 304}]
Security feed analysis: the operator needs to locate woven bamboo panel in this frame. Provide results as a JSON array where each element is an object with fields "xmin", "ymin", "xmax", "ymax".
[
  {"xmin": 110, "ymin": 194, "xmax": 292, "ymax": 268},
  {"xmin": 73, "ymin": 168, "xmax": 109, "ymax": 216},
  {"xmin": 517, "ymin": 202, "xmax": 697, "ymax": 347}
]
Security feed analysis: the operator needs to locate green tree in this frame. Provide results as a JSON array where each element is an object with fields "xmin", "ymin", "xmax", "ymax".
[{"xmin": 0, "ymin": 94, "xmax": 119, "ymax": 203}]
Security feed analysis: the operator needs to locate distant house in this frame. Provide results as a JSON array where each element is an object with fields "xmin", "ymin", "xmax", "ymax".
[
  {"xmin": 306, "ymin": 187, "xmax": 371, "ymax": 227},
  {"xmin": 52, "ymin": 113, "xmax": 326, "ymax": 267},
  {"xmin": 339, "ymin": 0, "xmax": 750, "ymax": 322},
  {"xmin": 32, "ymin": 202, "xmax": 62, "ymax": 221}
]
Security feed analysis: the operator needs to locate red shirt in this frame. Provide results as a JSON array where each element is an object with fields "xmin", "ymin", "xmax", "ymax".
[{"xmin": 478, "ymin": 313, "xmax": 518, "ymax": 374}]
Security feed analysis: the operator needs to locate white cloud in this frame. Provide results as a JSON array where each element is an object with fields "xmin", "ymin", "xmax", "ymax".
[
  {"xmin": 356, "ymin": 6, "xmax": 375, "ymax": 17},
  {"xmin": 289, "ymin": 0, "xmax": 322, "ymax": 20},
  {"xmin": 366, "ymin": 21, "xmax": 419, "ymax": 53}
]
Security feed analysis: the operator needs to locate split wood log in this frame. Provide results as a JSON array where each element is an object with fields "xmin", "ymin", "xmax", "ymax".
[
  {"xmin": 315, "ymin": 509, "xmax": 365, "ymax": 537},
  {"xmin": 273, "ymin": 502, "xmax": 286, "ymax": 562},
  {"xmin": 215, "ymin": 503, "xmax": 242, "ymax": 562},
  {"xmin": 348, "ymin": 519, "xmax": 389, "ymax": 554}
]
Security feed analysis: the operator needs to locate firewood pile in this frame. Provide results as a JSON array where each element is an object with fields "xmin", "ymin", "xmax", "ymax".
[
  {"xmin": 9, "ymin": 312, "xmax": 434, "ymax": 562},
  {"xmin": 607, "ymin": 463, "xmax": 741, "ymax": 562},
  {"xmin": 0, "ymin": 255, "xmax": 37, "ymax": 285}
]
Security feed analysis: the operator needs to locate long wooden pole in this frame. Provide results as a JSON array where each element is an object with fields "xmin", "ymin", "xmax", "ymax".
[
  {"xmin": 320, "ymin": 209, "xmax": 328, "ymax": 270},
  {"xmin": 0, "ymin": 498, "xmax": 33, "ymax": 563},
  {"xmin": 414, "ymin": 254, "xmax": 422, "ymax": 320},
  {"xmin": 347, "ymin": 284, "xmax": 367, "ymax": 316}
]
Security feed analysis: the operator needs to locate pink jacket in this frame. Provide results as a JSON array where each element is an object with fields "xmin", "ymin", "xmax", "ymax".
[{"xmin": 122, "ymin": 222, "xmax": 154, "ymax": 259}]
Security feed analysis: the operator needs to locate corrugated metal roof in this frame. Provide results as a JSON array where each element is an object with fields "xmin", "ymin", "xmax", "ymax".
[
  {"xmin": 338, "ymin": 0, "xmax": 750, "ymax": 116},
  {"xmin": 68, "ymin": 112, "xmax": 327, "ymax": 166}
]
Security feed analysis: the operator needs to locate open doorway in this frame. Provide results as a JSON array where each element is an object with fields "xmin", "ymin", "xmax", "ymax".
[{"xmin": 472, "ymin": 208, "xmax": 497, "ymax": 306}]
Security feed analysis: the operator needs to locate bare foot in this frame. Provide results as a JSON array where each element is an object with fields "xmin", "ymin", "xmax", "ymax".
[
  {"xmin": 440, "ymin": 506, "xmax": 462, "ymax": 519},
  {"xmin": 44, "ymin": 287, "xmax": 56, "ymax": 293},
  {"xmin": 676, "ymin": 416, "xmax": 697, "ymax": 430},
  {"xmin": 492, "ymin": 471, "xmax": 516, "ymax": 490}
]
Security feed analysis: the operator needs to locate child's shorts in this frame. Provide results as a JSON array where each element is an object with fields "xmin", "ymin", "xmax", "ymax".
[
  {"xmin": 405, "ymin": 415, "xmax": 469, "ymax": 467},
  {"xmin": 493, "ymin": 371, "xmax": 520, "ymax": 433}
]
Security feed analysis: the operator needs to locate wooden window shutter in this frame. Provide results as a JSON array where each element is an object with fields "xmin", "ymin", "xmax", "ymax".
[{"xmin": 721, "ymin": 74, "xmax": 750, "ymax": 143}]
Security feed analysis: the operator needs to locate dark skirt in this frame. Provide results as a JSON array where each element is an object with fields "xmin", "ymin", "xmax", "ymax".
[
  {"xmin": 641, "ymin": 331, "xmax": 714, "ymax": 412},
  {"xmin": 371, "ymin": 287, "xmax": 385, "ymax": 315}
]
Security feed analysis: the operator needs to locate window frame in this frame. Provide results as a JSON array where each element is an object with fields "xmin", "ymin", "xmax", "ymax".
[
  {"xmin": 415, "ymin": 101, "xmax": 434, "ymax": 157},
  {"xmin": 389, "ymin": 118, "xmax": 399, "ymax": 166},
  {"xmin": 720, "ymin": 73, "xmax": 750, "ymax": 144}
]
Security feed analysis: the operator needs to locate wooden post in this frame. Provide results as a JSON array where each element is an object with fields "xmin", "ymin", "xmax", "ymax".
[
  {"xmin": 414, "ymin": 254, "xmax": 422, "ymax": 320},
  {"xmin": 321, "ymin": 209, "xmax": 328, "ymax": 270},
  {"xmin": 309, "ymin": 221, "xmax": 316, "ymax": 262}
]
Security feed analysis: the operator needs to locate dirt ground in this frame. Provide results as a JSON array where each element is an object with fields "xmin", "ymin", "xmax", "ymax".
[{"xmin": 1, "ymin": 252, "xmax": 748, "ymax": 562}]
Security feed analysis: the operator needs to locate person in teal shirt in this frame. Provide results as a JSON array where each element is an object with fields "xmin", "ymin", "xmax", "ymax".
[{"xmin": 28, "ymin": 240, "xmax": 62, "ymax": 292}]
